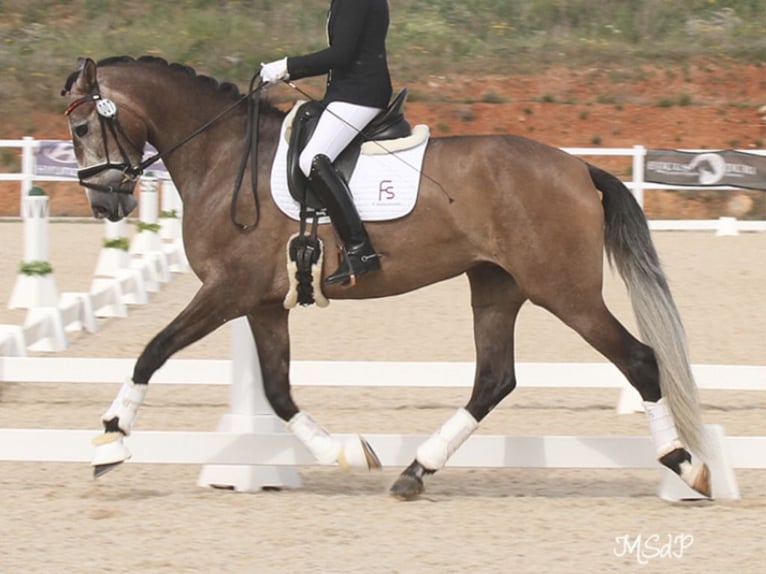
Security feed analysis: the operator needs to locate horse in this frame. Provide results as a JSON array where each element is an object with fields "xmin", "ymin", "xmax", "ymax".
[{"xmin": 61, "ymin": 55, "xmax": 711, "ymax": 499}]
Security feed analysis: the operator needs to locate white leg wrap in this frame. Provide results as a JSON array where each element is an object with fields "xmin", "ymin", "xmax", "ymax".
[
  {"xmin": 101, "ymin": 378, "xmax": 148, "ymax": 436},
  {"xmin": 644, "ymin": 398, "xmax": 683, "ymax": 457},
  {"xmin": 416, "ymin": 408, "xmax": 479, "ymax": 471},
  {"xmin": 287, "ymin": 411, "xmax": 341, "ymax": 465}
]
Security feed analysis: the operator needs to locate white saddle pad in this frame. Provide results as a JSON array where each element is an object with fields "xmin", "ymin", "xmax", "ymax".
[{"xmin": 270, "ymin": 111, "xmax": 430, "ymax": 222}]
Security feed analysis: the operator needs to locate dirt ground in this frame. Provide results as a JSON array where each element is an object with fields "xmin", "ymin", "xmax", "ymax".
[
  {"xmin": 1, "ymin": 59, "xmax": 765, "ymax": 219},
  {"xmin": 0, "ymin": 222, "xmax": 764, "ymax": 573}
]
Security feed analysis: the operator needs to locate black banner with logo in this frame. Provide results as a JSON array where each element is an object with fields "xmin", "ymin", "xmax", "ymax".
[{"xmin": 644, "ymin": 149, "xmax": 766, "ymax": 191}]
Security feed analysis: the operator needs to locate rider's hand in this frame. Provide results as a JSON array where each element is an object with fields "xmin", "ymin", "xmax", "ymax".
[{"xmin": 260, "ymin": 58, "xmax": 289, "ymax": 84}]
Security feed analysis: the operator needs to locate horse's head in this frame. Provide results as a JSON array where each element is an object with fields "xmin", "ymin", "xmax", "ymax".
[{"xmin": 62, "ymin": 57, "xmax": 148, "ymax": 221}]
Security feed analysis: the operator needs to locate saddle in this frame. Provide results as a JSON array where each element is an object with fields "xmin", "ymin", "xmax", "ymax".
[
  {"xmin": 286, "ymin": 88, "xmax": 412, "ymax": 210},
  {"xmin": 283, "ymin": 89, "xmax": 413, "ymax": 308}
]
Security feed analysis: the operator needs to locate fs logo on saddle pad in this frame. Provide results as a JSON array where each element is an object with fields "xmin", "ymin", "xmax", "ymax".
[{"xmin": 270, "ymin": 106, "xmax": 430, "ymax": 222}]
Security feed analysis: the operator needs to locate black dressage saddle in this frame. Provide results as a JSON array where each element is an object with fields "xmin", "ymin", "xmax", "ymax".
[{"xmin": 286, "ymin": 88, "xmax": 412, "ymax": 210}]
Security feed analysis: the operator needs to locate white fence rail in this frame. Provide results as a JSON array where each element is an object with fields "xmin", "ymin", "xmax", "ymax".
[
  {"xmin": 2, "ymin": 428, "xmax": 763, "ymax": 471},
  {"xmin": 2, "ymin": 356, "xmax": 764, "ymax": 388},
  {"xmin": 3, "ymin": 357, "xmax": 763, "ymax": 416},
  {"xmin": 0, "ymin": 349, "xmax": 762, "ymax": 499},
  {"xmin": 2, "ymin": 138, "xmax": 765, "ymax": 231}
]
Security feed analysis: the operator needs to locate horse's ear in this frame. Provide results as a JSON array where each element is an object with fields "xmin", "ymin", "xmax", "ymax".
[{"xmin": 74, "ymin": 57, "xmax": 98, "ymax": 93}]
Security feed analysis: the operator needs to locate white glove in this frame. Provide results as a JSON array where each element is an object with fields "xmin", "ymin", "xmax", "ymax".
[{"xmin": 260, "ymin": 58, "xmax": 289, "ymax": 83}]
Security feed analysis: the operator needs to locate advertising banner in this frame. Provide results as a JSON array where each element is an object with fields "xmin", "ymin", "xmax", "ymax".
[{"xmin": 645, "ymin": 149, "xmax": 766, "ymax": 191}]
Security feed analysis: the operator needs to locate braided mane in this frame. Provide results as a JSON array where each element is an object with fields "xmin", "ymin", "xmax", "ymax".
[
  {"xmin": 62, "ymin": 55, "xmax": 285, "ymax": 118},
  {"xmin": 99, "ymin": 55, "xmax": 242, "ymax": 99}
]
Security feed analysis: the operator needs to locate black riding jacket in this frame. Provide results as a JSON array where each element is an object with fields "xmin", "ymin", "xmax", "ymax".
[{"xmin": 287, "ymin": 0, "xmax": 393, "ymax": 109}]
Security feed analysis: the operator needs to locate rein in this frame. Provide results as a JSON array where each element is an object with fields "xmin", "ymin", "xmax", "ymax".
[
  {"xmin": 66, "ymin": 74, "xmax": 266, "ymax": 230},
  {"xmin": 230, "ymin": 73, "xmax": 264, "ymax": 232}
]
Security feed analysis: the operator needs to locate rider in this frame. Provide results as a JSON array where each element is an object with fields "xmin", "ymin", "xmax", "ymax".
[{"xmin": 260, "ymin": 0, "xmax": 393, "ymax": 286}]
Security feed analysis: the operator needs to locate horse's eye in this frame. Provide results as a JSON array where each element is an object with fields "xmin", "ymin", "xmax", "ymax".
[{"xmin": 74, "ymin": 124, "xmax": 89, "ymax": 138}]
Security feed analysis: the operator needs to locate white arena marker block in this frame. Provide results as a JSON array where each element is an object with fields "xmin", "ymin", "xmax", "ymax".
[
  {"xmin": 197, "ymin": 318, "xmax": 302, "ymax": 492},
  {"xmin": 94, "ymin": 247, "xmax": 131, "ymax": 278},
  {"xmin": 89, "ymin": 279, "xmax": 128, "ymax": 318},
  {"xmin": 130, "ymin": 258, "xmax": 160, "ymax": 293},
  {"xmin": 24, "ymin": 307, "xmax": 68, "ymax": 353},
  {"xmin": 715, "ymin": 216, "xmax": 739, "ymax": 237},
  {"xmin": 0, "ymin": 325, "xmax": 27, "ymax": 357},
  {"xmin": 59, "ymin": 292, "xmax": 98, "ymax": 333},
  {"xmin": 94, "ymin": 219, "xmax": 131, "ymax": 277},
  {"xmin": 116, "ymin": 269, "xmax": 149, "ymax": 306},
  {"xmin": 658, "ymin": 424, "xmax": 740, "ymax": 501},
  {"xmin": 8, "ymin": 273, "xmax": 59, "ymax": 310}
]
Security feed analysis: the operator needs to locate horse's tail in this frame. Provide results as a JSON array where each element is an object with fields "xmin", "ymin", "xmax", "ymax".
[{"xmin": 587, "ymin": 163, "xmax": 705, "ymax": 455}]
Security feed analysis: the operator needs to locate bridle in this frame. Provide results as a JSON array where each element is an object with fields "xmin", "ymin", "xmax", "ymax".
[
  {"xmin": 65, "ymin": 74, "xmax": 266, "ymax": 230},
  {"xmin": 65, "ymin": 91, "xmax": 146, "ymax": 194}
]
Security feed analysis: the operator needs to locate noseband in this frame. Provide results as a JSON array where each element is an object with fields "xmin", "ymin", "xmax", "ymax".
[{"xmin": 65, "ymin": 91, "xmax": 146, "ymax": 194}]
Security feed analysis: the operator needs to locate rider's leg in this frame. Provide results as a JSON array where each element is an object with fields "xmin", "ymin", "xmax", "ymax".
[
  {"xmin": 300, "ymin": 101, "xmax": 382, "ymax": 286},
  {"xmin": 309, "ymin": 155, "xmax": 380, "ymax": 285}
]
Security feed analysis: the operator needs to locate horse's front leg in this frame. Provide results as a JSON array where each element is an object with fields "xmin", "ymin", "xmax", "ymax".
[
  {"xmin": 248, "ymin": 303, "xmax": 380, "ymax": 469},
  {"xmin": 93, "ymin": 282, "xmax": 239, "ymax": 477}
]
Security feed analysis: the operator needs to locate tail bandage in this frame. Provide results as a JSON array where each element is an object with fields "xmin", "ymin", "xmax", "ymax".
[
  {"xmin": 287, "ymin": 411, "xmax": 341, "ymax": 465},
  {"xmin": 101, "ymin": 378, "xmax": 148, "ymax": 435},
  {"xmin": 416, "ymin": 408, "xmax": 478, "ymax": 470},
  {"xmin": 644, "ymin": 398, "xmax": 683, "ymax": 457}
]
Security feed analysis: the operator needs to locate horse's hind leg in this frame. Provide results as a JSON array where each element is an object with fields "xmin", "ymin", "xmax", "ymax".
[
  {"xmin": 547, "ymin": 294, "xmax": 710, "ymax": 497},
  {"xmin": 93, "ymin": 281, "xmax": 241, "ymax": 476},
  {"xmin": 390, "ymin": 265, "xmax": 526, "ymax": 499}
]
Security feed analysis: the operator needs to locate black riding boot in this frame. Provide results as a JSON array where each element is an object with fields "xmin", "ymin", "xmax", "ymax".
[{"xmin": 309, "ymin": 154, "xmax": 380, "ymax": 286}]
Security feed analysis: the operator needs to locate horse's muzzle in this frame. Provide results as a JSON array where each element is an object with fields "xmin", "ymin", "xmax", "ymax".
[{"xmin": 88, "ymin": 187, "xmax": 138, "ymax": 222}]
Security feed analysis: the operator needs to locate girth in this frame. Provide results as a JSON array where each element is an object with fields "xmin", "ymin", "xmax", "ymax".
[{"xmin": 286, "ymin": 88, "xmax": 412, "ymax": 210}]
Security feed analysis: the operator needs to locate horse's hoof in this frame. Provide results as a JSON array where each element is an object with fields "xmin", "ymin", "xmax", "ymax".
[
  {"xmin": 359, "ymin": 437, "xmax": 382, "ymax": 470},
  {"xmin": 338, "ymin": 435, "xmax": 382, "ymax": 470},
  {"xmin": 93, "ymin": 461, "xmax": 124, "ymax": 479},
  {"xmin": 692, "ymin": 463, "xmax": 712, "ymax": 498},
  {"xmin": 389, "ymin": 473, "xmax": 424, "ymax": 501},
  {"xmin": 91, "ymin": 431, "xmax": 131, "ymax": 478}
]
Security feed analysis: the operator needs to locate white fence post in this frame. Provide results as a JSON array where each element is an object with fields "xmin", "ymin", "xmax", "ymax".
[
  {"xmin": 632, "ymin": 144, "xmax": 646, "ymax": 209},
  {"xmin": 129, "ymin": 175, "xmax": 171, "ymax": 285},
  {"xmin": 91, "ymin": 219, "xmax": 148, "ymax": 313},
  {"xmin": 20, "ymin": 136, "xmax": 36, "ymax": 215},
  {"xmin": 94, "ymin": 220, "xmax": 131, "ymax": 277},
  {"xmin": 159, "ymin": 180, "xmax": 189, "ymax": 273},
  {"xmin": 197, "ymin": 318, "xmax": 302, "ymax": 491},
  {"xmin": 8, "ymin": 191, "xmax": 59, "ymax": 310}
]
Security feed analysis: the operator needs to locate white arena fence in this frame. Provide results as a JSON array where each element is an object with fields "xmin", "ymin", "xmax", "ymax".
[
  {"xmin": 1, "ymin": 320, "xmax": 764, "ymax": 500},
  {"xmin": 1, "ymin": 159, "xmax": 187, "ymax": 354},
  {"xmin": 1, "ymin": 140, "xmax": 764, "ymax": 500},
  {"xmin": 2, "ymin": 137, "xmax": 765, "ymax": 232},
  {"xmin": 1, "ymin": 356, "xmax": 764, "ymax": 414}
]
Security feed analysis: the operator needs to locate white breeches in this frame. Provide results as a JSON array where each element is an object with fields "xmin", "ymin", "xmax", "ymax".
[{"xmin": 299, "ymin": 101, "xmax": 382, "ymax": 177}]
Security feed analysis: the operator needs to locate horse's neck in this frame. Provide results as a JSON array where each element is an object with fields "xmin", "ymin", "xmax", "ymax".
[
  {"xmin": 104, "ymin": 66, "xmax": 282, "ymax": 204},
  {"xmin": 142, "ymin": 92, "xmax": 282, "ymax": 211},
  {"xmin": 139, "ymin": 93, "xmax": 242, "ymax": 196}
]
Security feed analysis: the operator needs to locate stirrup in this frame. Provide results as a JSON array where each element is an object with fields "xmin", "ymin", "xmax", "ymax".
[{"xmin": 324, "ymin": 249, "xmax": 380, "ymax": 287}]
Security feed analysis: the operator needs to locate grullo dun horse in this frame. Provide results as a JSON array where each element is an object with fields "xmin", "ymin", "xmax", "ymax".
[{"xmin": 62, "ymin": 56, "xmax": 710, "ymax": 499}]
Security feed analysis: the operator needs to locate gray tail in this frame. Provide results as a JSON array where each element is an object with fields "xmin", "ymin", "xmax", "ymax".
[{"xmin": 588, "ymin": 163, "xmax": 705, "ymax": 455}]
